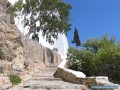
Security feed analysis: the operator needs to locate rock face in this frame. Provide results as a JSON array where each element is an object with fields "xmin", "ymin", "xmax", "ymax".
[{"xmin": 0, "ymin": 11, "xmax": 24, "ymax": 74}]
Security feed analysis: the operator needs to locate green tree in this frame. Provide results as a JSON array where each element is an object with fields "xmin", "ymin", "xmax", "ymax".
[
  {"xmin": 67, "ymin": 34, "xmax": 120, "ymax": 83},
  {"xmin": 83, "ymin": 34, "xmax": 116, "ymax": 53},
  {"xmin": 7, "ymin": 0, "xmax": 72, "ymax": 44},
  {"xmin": 71, "ymin": 27, "xmax": 81, "ymax": 48}
]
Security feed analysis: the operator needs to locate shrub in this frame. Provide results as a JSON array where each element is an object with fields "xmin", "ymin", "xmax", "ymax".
[
  {"xmin": 9, "ymin": 74, "xmax": 22, "ymax": 85},
  {"xmin": 67, "ymin": 47, "xmax": 96, "ymax": 76},
  {"xmin": 0, "ymin": 48, "xmax": 5, "ymax": 60},
  {"xmin": 67, "ymin": 47, "xmax": 82, "ymax": 71},
  {"xmin": 67, "ymin": 35, "xmax": 120, "ymax": 83},
  {"xmin": 94, "ymin": 44, "xmax": 120, "ymax": 83}
]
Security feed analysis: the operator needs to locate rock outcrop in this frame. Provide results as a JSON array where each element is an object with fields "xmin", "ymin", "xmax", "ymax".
[{"xmin": 0, "ymin": 11, "xmax": 24, "ymax": 74}]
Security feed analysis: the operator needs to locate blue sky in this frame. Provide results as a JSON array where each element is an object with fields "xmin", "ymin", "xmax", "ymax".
[{"xmin": 64, "ymin": 0, "xmax": 120, "ymax": 47}]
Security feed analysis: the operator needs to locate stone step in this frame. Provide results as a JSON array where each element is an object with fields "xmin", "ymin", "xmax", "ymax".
[
  {"xmin": 38, "ymin": 68, "xmax": 57, "ymax": 73},
  {"xmin": 33, "ymin": 72, "xmax": 55, "ymax": 77},
  {"xmin": 23, "ymin": 89, "xmax": 84, "ymax": 90},
  {"xmin": 22, "ymin": 67, "xmax": 89, "ymax": 90},
  {"xmin": 45, "ymin": 65, "xmax": 58, "ymax": 68},
  {"xmin": 41, "ymin": 68, "xmax": 57, "ymax": 71},
  {"xmin": 37, "ymin": 70, "xmax": 56, "ymax": 73},
  {"xmin": 33, "ymin": 68, "xmax": 56, "ymax": 77},
  {"xmin": 51, "ymin": 89, "xmax": 86, "ymax": 90},
  {"xmin": 23, "ymin": 81, "xmax": 87, "ymax": 90},
  {"xmin": 32, "ymin": 76, "xmax": 62, "ymax": 81}
]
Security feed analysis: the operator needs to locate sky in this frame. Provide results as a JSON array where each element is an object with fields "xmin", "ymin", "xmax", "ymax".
[{"xmin": 64, "ymin": 0, "xmax": 120, "ymax": 47}]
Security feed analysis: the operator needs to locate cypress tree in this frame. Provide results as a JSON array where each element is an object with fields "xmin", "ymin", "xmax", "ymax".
[{"xmin": 71, "ymin": 27, "xmax": 81, "ymax": 48}]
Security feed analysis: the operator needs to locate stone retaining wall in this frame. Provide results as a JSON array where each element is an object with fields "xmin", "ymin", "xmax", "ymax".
[{"xmin": 54, "ymin": 67, "xmax": 97, "ymax": 87}]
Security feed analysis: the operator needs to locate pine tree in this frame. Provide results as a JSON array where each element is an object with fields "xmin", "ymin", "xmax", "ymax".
[
  {"xmin": 7, "ymin": 0, "xmax": 72, "ymax": 44},
  {"xmin": 71, "ymin": 27, "xmax": 81, "ymax": 48}
]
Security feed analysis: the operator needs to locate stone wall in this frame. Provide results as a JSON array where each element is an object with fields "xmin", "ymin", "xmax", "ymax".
[
  {"xmin": 54, "ymin": 68, "xmax": 97, "ymax": 87},
  {"xmin": 22, "ymin": 37, "xmax": 62, "ymax": 72}
]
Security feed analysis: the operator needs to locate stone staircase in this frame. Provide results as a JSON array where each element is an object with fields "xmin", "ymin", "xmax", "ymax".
[{"xmin": 22, "ymin": 65, "xmax": 88, "ymax": 90}]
